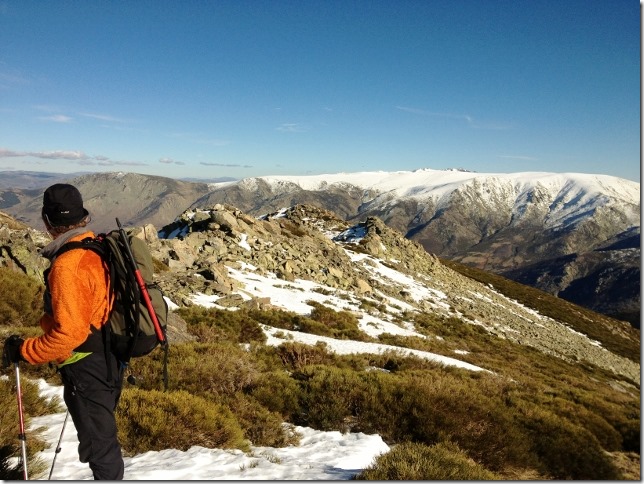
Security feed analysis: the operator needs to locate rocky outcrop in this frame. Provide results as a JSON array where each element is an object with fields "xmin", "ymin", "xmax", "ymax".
[
  {"xmin": 147, "ymin": 203, "xmax": 638, "ymax": 382},
  {"xmin": 0, "ymin": 211, "xmax": 51, "ymax": 280}
]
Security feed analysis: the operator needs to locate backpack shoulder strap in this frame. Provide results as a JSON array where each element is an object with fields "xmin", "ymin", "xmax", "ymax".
[{"xmin": 55, "ymin": 236, "xmax": 106, "ymax": 259}]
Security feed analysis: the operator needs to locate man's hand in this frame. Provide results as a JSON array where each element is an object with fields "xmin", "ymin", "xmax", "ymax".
[{"xmin": 2, "ymin": 335, "xmax": 25, "ymax": 369}]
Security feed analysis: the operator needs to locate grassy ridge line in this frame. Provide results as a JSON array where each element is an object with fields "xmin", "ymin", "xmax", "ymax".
[{"xmin": 440, "ymin": 258, "xmax": 640, "ymax": 362}]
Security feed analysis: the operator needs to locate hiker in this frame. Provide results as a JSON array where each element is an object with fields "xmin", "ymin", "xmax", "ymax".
[{"xmin": 1, "ymin": 183, "xmax": 125, "ymax": 480}]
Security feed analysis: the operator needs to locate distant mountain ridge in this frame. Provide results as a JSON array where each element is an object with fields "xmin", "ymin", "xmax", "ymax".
[
  {"xmin": 0, "ymin": 169, "xmax": 639, "ymax": 325},
  {"xmin": 0, "ymin": 171, "xmax": 212, "ymax": 232}
]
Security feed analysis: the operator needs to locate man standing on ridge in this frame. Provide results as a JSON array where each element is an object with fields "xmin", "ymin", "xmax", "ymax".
[{"xmin": 1, "ymin": 183, "xmax": 125, "ymax": 480}]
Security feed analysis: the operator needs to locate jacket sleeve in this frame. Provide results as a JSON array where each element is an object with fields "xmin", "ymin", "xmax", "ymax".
[{"xmin": 21, "ymin": 251, "xmax": 111, "ymax": 365}]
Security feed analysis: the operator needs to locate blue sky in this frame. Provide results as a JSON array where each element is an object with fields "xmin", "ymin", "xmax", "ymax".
[{"xmin": 0, "ymin": 0, "xmax": 640, "ymax": 182}]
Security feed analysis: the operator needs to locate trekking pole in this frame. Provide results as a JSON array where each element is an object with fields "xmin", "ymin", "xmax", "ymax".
[
  {"xmin": 48, "ymin": 410, "xmax": 69, "ymax": 480},
  {"xmin": 14, "ymin": 362, "xmax": 28, "ymax": 480},
  {"xmin": 115, "ymin": 218, "xmax": 166, "ymax": 345}
]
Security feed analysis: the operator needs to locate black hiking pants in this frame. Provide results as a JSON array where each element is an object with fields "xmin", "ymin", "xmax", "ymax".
[{"xmin": 59, "ymin": 351, "xmax": 125, "ymax": 480}]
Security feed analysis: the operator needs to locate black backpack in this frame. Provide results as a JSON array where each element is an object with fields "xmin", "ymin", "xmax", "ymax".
[{"xmin": 57, "ymin": 219, "xmax": 169, "ymax": 388}]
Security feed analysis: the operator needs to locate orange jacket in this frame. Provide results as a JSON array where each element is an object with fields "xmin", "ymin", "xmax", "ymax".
[{"xmin": 21, "ymin": 231, "xmax": 112, "ymax": 365}]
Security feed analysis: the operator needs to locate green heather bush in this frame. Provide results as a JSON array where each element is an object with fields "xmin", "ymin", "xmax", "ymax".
[
  {"xmin": 376, "ymin": 333, "xmax": 434, "ymax": 352},
  {"xmin": 248, "ymin": 370, "xmax": 302, "ymax": 419},
  {"xmin": 250, "ymin": 361, "xmax": 625, "ymax": 478},
  {"xmin": 116, "ymin": 388, "xmax": 248, "ymax": 454},
  {"xmin": 0, "ymin": 267, "xmax": 43, "ymax": 327},
  {"xmin": 307, "ymin": 301, "xmax": 368, "ymax": 341},
  {"xmin": 275, "ymin": 341, "xmax": 337, "ymax": 370},
  {"xmin": 151, "ymin": 257, "xmax": 169, "ymax": 273},
  {"xmin": 515, "ymin": 401, "xmax": 619, "ymax": 480},
  {"xmin": 292, "ymin": 365, "xmax": 369, "ymax": 432},
  {"xmin": 243, "ymin": 308, "xmax": 308, "ymax": 332},
  {"xmin": 364, "ymin": 349, "xmax": 441, "ymax": 372},
  {"xmin": 223, "ymin": 393, "xmax": 300, "ymax": 447},
  {"xmin": 470, "ymin": 338, "xmax": 641, "ymax": 457},
  {"xmin": 234, "ymin": 305, "xmax": 370, "ymax": 342},
  {"xmin": 355, "ymin": 441, "xmax": 499, "ymax": 480},
  {"xmin": 396, "ymin": 374, "xmax": 535, "ymax": 471},
  {"xmin": 339, "ymin": 370, "xmax": 534, "ymax": 472},
  {"xmin": 540, "ymin": 395, "xmax": 622, "ymax": 451},
  {"xmin": 176, "ymin": 306, "xmax": 266, "ymax": 344},
  {"xmin": 612, "ymin": 413, "xmax": 641, "ymax": 453},
  {"xmin": 570, "ymin": 389, "xmax": 641, "ymax": 453},
  {"xmin": 128, "ymin": 342, "xmax": 260, "ymax": 397}
]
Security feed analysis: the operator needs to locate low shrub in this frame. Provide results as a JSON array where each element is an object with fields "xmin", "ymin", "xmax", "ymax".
[
  {"xmin": 223, "ymin": 393, "xmax": 300, "ymax": 448},
  {"xmin": 128, "ymin": 342, "xmax": 260, "ymax": 397},
  {"xmin": 275, "ymin": 341, "xmax": 336, "ymax": 371},
  {"xmin": 176, "ymin": 306, "xmax": 266, "ymax": 344},
  {"xmin": 243, "ymin": 308, "xmax": 306, "ymax": 330},
  {"xmin": 515, "ymin": 401, "xmax": 620, "ymax": 480},
  {"xmin": 355, "ymin": 441, "xmax": 499, "ymax": 480},
  {"xmin": 364, "ymin": 349, "xmax": 440, "ymax": 373},
  {"xmin": 291, "ymin": 365, "xmax": 369, "ymax": 432},
  {"xmin": 0, "ymin": 268, "xmax": 44, "ymax": 327},
  {"xmin": 116, "ymin": 388, "xmax": 248, "ymax": 455},
  {"xmin": 238, "ymin": 305, "xmax": 369, "ymax": 341},
  {"xmin": 307, "ymin": 301, "xmax": 367, "ymax": 340},
  {"xmin": 396, "ymin": 374, "xmax": 535, "ymax": 471},
  {"xmin": 248, "ymin": 370, "xmax": 302, "ymax": 419},
  {"xmin": 539, "ymin": 395, "xmax": 622, "ymax": 451},
  {"xmin": 151, "ymin": 257, "xmax": 169, "ymax": 273}
]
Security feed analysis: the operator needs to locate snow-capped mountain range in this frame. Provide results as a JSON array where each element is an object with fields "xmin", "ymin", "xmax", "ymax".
[{"xmin": 224, "ymin": 169, "xmax": 639, "ymax": 232}]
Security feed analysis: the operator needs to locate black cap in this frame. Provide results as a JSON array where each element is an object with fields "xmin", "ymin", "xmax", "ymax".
[{"xmin": 42, "ymin": 184, "xmax": 89, "ymax": 227}]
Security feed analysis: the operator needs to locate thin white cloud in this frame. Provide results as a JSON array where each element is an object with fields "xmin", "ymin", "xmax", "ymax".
[
  {"xmin": 395, "ymin": 106, "xmax": 512, "ymax": 130},
  {"xmin": 200, "ymin": 162, "xmax": 253, "ymax": 168},
  {"xmin": 78, "ymin": 112, "xmax": 130, "ymax": 123},
  {"xmin": 78, "ymin": 158, "xmax": 148, "ymax": 167},
  {"xmin": 159, "ymin": 158, "xmax": 186, "ymax": 166},
  {"xmin": 0, "ymin": 149, "xmax": 90, "ymax": 160},
  {"xmin": 0, "ymin": 148, "xmax": 24, "ymax": 158},
  {"xmin": 0, "ymin": 147, "xmax": 148, "ymax": 168},
  {"xmin": 33, "ymin": 104, "xmax": 66, "ymax": 113},
  {"xmin": 277, "ymin": 123, "xmax": 307, "ymax": 133},
  {"xmin": 38, "ymin": 115, "xmax": 73, "ymax": 123},
  {"xmin": 105, "ymin": 160, "xmax": 148, "ymax": 167},
  {"xmin": 31, "ymin": 107, "xmax": 135, "ymax": 126}
]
